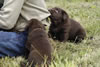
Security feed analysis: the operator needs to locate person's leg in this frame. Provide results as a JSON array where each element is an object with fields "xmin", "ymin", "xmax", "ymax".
[
  {"xmin": 0, "ymin": 0, "xmax": 25, "ymax": 29},
  {"xmin": 0, "ymin": 30, "xmax": 28, "ymax": 57},
  {"xmin": 0, "ymin": 0, "xmax": 29, "ymax": 57}
]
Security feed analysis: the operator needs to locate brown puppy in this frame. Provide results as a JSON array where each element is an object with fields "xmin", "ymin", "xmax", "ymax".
[
  {"xmin": 25, "ymin": 19, "xmax": 52, "ymax": 67},
  {"xmin": 48, "ymin": 7, "xmax": 70, "ymax": 42},
  {"xmin": 48, "ymin": 7, "xmax": 86, "ymax": 43}
]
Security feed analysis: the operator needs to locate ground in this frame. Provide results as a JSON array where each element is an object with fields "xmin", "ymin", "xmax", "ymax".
[{"xmin": 0, "ymin": 0, "xmax": 100, "ymax": 67}]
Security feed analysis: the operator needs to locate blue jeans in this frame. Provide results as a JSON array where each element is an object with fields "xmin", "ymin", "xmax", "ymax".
[{"xmin": 0, "ymin": 30, "xmax": 28, "ymax": 57}]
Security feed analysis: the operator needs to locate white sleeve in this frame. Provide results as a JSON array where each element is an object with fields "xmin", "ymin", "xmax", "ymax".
[
  {"xmin": 21, "ymin": 0, "xmax": 50, "ymax": 21},
  {"xmin": 14, "ymin": 0, "xmax": 50, "ymax": 31},
  {"xmin": 0, "ymin": 0, "xmax": 25, "ymax": 30}
]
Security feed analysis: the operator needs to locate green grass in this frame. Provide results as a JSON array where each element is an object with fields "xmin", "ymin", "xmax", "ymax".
[{"xmin": 0, "ymin": 0, "xmax": 100, "ymax": 67}]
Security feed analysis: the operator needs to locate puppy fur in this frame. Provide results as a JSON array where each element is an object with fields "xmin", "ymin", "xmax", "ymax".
[
  {"xmin": 48, "ymin": 7, "xmax": 86, "ymax": 43},
  {"xmin": 25, "ymin": 19, "xmax": 52, "ymax": 67}
]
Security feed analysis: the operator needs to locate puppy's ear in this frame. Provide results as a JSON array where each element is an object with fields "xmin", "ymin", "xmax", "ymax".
[
  {"xmin": 25, "ymin": 19, "xmax": 33, "ymax": 31},
  {"xmin": 25, "ymin": 19, "xmax": 38, "ymax": 32},
  {"xmin": 62, "ymin": 10, "xmax": 69, "ymax": 22}
]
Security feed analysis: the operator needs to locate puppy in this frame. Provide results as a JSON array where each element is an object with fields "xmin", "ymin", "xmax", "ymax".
[
  {"xmin": 25, "ymin": 19, "xmax": 52, "ymax": 67},
  {"xmin": 48, "ymin": 7, "xmax": 86, "ymax": 43},
  {"xmin": 48, "ymin": 7, "xmax": 70, "ymax": 42}
]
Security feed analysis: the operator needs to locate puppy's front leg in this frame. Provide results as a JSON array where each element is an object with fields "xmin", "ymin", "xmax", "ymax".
[{"xmin": 59, "ymin": 32, "xmax": 69, "ymax": 42}]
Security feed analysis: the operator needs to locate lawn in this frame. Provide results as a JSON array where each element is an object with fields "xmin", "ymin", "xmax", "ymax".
[{"xmin": 0, "ymin": 0, "xmax": 100, "ymax": 67}]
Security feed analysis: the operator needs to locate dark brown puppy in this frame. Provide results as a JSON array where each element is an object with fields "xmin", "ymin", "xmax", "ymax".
[
  {"xmin": 48, "ymin": 7, "xmax": 70, "ymax": 42},
  {"xmin": 25, "ymin": 19, "xmax": 52, "ymax": 67},
  {"xmin": 48, "ymin": 7, "xmax": 86, "ymax": 43}
]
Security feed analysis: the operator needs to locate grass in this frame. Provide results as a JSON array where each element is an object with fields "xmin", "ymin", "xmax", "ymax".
[{"xmin": 0, "ymin": 0, "xmax": 100, "ymax": 67}]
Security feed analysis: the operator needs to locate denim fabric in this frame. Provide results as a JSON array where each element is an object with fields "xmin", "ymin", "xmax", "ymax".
[{"xmin": 0, "ymin": 31, "xmax": 28, "ymax": 57}]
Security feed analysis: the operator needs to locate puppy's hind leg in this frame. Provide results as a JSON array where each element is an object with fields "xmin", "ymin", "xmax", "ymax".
[{"xmin": 75, "ymin": 29, "xmax": 86, "ymax": 43}]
